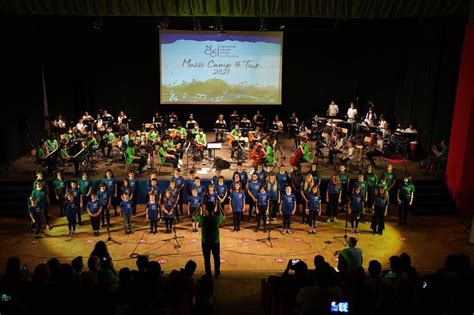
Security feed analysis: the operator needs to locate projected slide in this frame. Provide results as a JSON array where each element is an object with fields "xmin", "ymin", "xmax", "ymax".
[{"xmin": 160, "ymin": 30, "xmax": 283, "ymax": 104}]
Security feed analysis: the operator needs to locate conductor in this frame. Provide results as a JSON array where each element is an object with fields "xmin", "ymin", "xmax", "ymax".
[{"xmin": 193, "ymin": 199, "xmax": 226, "ymax": 279}]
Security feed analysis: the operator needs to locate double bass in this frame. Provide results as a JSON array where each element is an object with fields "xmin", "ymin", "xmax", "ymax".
[
  {"xmin": 290, "ymin": 146, "xmax": 304, "ymax": 167},
  {"xmin": 250, "ymin": 142, "xmax": 265, "ymax": 166}
]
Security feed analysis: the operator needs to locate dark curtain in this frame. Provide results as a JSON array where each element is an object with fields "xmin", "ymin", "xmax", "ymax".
[
  {"xmin": 0, "ymin": 15, "xmax": 466, "ymax": 163},
  {"xmin": 0, "ymin": 0, "xmax": 469, "ymax": 18}
]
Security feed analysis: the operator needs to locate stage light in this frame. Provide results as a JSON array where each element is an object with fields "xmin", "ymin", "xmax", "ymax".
[
  {"xmin": 193, "ymin": 17, "xmax": 201, "ymax": 31},
  {"xmin": 156, "ymin": 18, "xmax": 169, "ymax": 30},
  {"xmin": 280, "ymin": 24, "xmax": 285, "ymax": 30},
  {"xmin": 259, "ymin": 18, "xmax": 267, "ymax": 32},
  {"xmin": 92, "ymin": 17, "xmax": 103, "ymax": 30}
]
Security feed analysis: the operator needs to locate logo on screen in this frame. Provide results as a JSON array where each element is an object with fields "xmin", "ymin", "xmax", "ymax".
[{"xmin": 204, "ymin": 45, "xmax": 218, "ymax": 57}]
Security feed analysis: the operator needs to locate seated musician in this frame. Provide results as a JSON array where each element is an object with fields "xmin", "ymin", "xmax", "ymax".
[
  {"xmin": 405, "ymin": 123, "xmax": 418, "ymax": 134},
  {"xmin": 82, "ymin": 111, "xmax": 94, "ymax": 123},
  {"xmin": 231, "ymin": 124, "xmax": 240, "ymax": 137},
  {"xmin": 215, "ymin": 114, "xmax": 227, "ymax": 142},
  {"xmin": 230, "ymin": 110, "xmax": 240, "ymax": 128},
  {"xmin": 363, "ymin": 106, "xmax": 377, "ymax": 128},
  {"xmin": 156, "ymin": 140, "xmax": 178, "ymax": 168},
  {"xmin": 58, "ymin": 140, "xmax": 71, "ymax": 165},
  {"xmin": 194, "ymin": 128, "xmax": 209, "ymax": 163},
  {"xmin": 94, "ymin": 114, "xmax": 104, "ymax": 132},
  {"xmin": 396, "ymin": 123, "xmax": 405, "ymax": 133},
  {"xmin": 341, "ymin": 140, "xmax": 355, "ymax": 166},
  {"xmin": 125, "ymin": 140, "xmax": 147, "ymax": 174},
  {"xmin": 101, "ymin": 110, "xmax": 114, "ymax": 128},
  {"xmin": 75, "ymin": 119, "xmax": 86, "ymax": 135},
  {"xmin": 101, "ymin": 128, "xmax": 116, "ymax": 157},
  {"xmin": 253, "ymin": 110, "xmax": 264, "ymax": 129},
  {"xmin": 147, "ymin": 127, "xmax": 160, "ymax": 143},
  {"xmin": 378, "ymin": 115, "xmax": 387, "ymax": 130},
  {"xmin": 271, "ymin": 115, "xmax": 284, "ymax": 140},
  {"xmin": 295, "ymin": 121, "xmax": 310, "ymax": 147},
  {"xmin": 298, "ymin": 137, "xmax": 312, "ymax": 164},
  {"xmin": 327, "ymin": 100, "xmax": 339, "ymax": 117},
  {"xmin": 163, "ymin": 134, "xmax": 182, "ymax": 160},
  {"xmin": 262, "ymin": 139, "xmax": 276, "ymax": 165},
  {"xmin": 152, "ymin": 112, "xmax": 164, "ymax": 133},
  {"xmin": 176, "ymin": 123, "xmax": 187, "ymax": 140},
  {"xmin": 85, "ymin": 131, "xmax": 98, "ymax": 151},
  {"xmin": 230, "ymin": 129, "xmax": 243, "ymax": 160},
  {"xmin": 329, "ymin": 133, "xmax": 344, "ymax": 165},
  {"xmin": 167, "ymin": 111, "xmax": 179, "ymax": 127},
  {"xmin": 420, "ymin": 140, "xmax": 447, "ymax": 172},
  {"xmin": 117, "ymin": 111, "xmax": 128, "ymax": 132},
  {"xmin": 44, "ymin": 134, "xmax": 59, "ymax": 155},
  {"xmin": 366, "ymin": 133, "xmax": 384, "ymax": 166}
]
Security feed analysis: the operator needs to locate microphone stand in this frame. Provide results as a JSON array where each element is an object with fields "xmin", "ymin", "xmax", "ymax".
[
  {"xmin": 333, "ymin": 209, "xmax": 349, "ymax": 246},
  {"xmin": 257, "ymin": 206, "xmax": 278, "ymax": 247},
  {"xmin": 104, "ymin": 206, "xmax": 121, "ymax": 245}
]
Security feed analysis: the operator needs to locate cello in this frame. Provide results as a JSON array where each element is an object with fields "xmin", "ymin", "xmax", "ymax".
[
  {"xmin": 290, "ymin": 146, "xmax": 304, "ymax": 167},
  {"xmin": 250, "ymin": 142, "xmax": 265, "ymax": 166}
]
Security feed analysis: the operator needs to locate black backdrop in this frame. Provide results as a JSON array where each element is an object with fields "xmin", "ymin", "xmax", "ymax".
[{"xmin": 0, "ymin": 15, "xmax": 467, "ymax": 164}]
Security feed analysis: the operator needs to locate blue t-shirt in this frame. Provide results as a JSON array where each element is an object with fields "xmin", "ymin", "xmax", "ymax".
[
  {"xmin": 350, "ymin": 192, "xmax": 364, "ymax": 212},
  {"xmin": 248, "ymin": 180, "xmax": 261, "ymax": 198},
  {"xmin": 64, "ymin": 200, "xmax": 78, "ymax": 221},
  {"xmin": 309, "ymin": 194, "xmax": 321, "ymax": 211},
  {"xmin": 87, "ymin": 200, "xmax": 101, "ymax": 214},
  {"xmin": 162, "ymin": 198, "xmax": 175, "ymax": 218},
  {"xmin": 147, "ymin": 202, "xmax": 159, "ymax": 220},
  {"xmin": 189, "ymin": 195, "xmax": 202, "ymax": 209},
  {"xmin": 353, "ymin": 180, "xmax": 368, "ymax": 195},
  {"xmin": 257, "ymin": 172, "xmax": 267, "ymax": 185},
  {"xmin": 231, "ymin": 191, "xmax": 245, "ymax": 212},
  {"xmin": 375, "ymin": 196, "xmax": 388, "ymax": 208},
  {"xmin": 148, "ymin": 185, "xmax": 161, "ymax": 198},
  {"xmin": 120, "ymin": 186, "xmax": 132, "ymax": 197},
  {"xmin": 303, "ymin": 186, "xmax": 312, "ymax": 200},
  {"xmin": 128, "ymin": 178, "xmax": 138, "ymax": 195},
  {"xmin": 120, "ymin": 200, "xmax": 134, "ymax": 216},
  {"xmin": 68, "ymin": 188, "xmax": 81, "ymax": 205},
  {"xmin": 206, "ymin": 192, "xmax": 217, "ymax": 204},
  {"xmin": 97, "ymin": 190, "xmax": 110, "ymax": 206},
  {"xmin": 171, "ymin": 175, "xmax": 184, "ymax": 188},
  {"xmin": 102, "ymin": 178, "xmax": 116, "ymax": 196},
  {"xmin": 327, "ymin": 182, "xmax": 340, "ymax": 195},
  {"xmin": 310, "ymin": 172, "xmax": 321, "ymax": 185},
  {"xmin": 276, "ymin": 173, "xmax": 289, "ymax": 192},
  {"xmin": 257, "ymin": 192, "xmax": 269, "ymax": 207},
  {"xmin": 230, "ymin": 179, "xmax": 242, "ymax": 192},
  {"xmin": 338, "ymin": 172, "xmax": 349, "ymax": 185},
  {"xmin": 281, "ymin": 193, "xmax": 296, "ymax": 214},
  {"xmin": 193, "ymin": 184, "xmax": 206, "ymax": 198},
  {"xmin": 267, "ymin": 183, "xmax": 279, "ymax": 200},
  {"xmin": 216, "ymin": 183, "xmax": 228, "ymax": 197}
]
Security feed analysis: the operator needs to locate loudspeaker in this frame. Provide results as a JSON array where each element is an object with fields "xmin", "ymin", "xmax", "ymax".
[{"xmin": 215, "ymin": 157, "xmax": 230, "ymax": 170}]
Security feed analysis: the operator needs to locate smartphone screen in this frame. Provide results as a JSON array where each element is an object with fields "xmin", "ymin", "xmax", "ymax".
[{"xmin": 330, "ymin": 301, "xmax": 349, "ymax": 313}]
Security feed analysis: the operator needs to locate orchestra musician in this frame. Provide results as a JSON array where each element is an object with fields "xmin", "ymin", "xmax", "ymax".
[
  {"xmin": 185, "ymin": 114, "xmax": 197, "ymax": 130},
  {"xmin": 327, "ymin": 100, "xmax": 339, "ymax": 118},
  {"xmin": 346, "ymin": 102, "xmax": 358, "ymax": 123},
  {"xmin": 288, "ymin": 112, "xmax": 299, "ymax": 139},
  {"xmin": 194, "ymin": 128, "xmax": 209, "ymax": 163},
  {"xmin": 75, "ymin": 119, "xmax": 86, "ymax": 135},
  {"xmin": 117, "ymin": 111, "xmax": 128, "ymax": 132},
  {"xmin": 125, "ymin": 140, "xmax": 147, "ymax": 174},
  {"xmin": 341, "ymin": 140, "xmax": 355, "ymax": 166},
  {"xmin": 230, "ymin": 110, "xmax": 240, "ymax": 130},
  {"xmin": 329, "ymin": 133, "xmax": 344, "ymax": 165},
  {"xmin": 240, "ymin": 115, "xmax": 252, "ymax": 132},
  {"xmin": 101, "ymin": 128, "xmax": 115, "ymax": 157},
  {"xmin": 214, "ymin": 114, "xmax": 227, "ymax": 142},
  {"xmin": 404, "ymin": 123, "xmax": 418, "ymax": 134},
  {"xmin": 52, "ymin": 114, "xmax": 66, "ymax": 137},
  {"xmin": 271, "ymin": 115, "xmax": 284, "ymax": 141},
  {"xmin": 166, "ymin": 111, "xmax": 179, "ymax": 129},
  {"xmin": 363, "ymin": 106, "xmax": 377, "ymax": 128},
  {"xmin": 295, "ymin": 121, "xmax": 310, "ymax": 147},
  {"xmin": 82, "ymin": 111, "xmax": 94, "ymax": 124},
  {"xmin": 262, "ymin": 139, "xmax": 276, "ymax": 165},
  {"xmin": 253, "ymin": 110, "xmax": 264, "ymax": 130},
  {"xmin": 95, "ymin": 114, "xmax": 105, "ymax": 132},
  {"xmin": 152, "ymin": 112, "xmax": 164, "ymax": 133},
  {"xmin": 366, "ymin": 133, "xmax": 384, "ymax": 166}
]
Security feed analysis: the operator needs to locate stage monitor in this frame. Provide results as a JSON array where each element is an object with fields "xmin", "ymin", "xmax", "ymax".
[{"xmin": 160, "ymin": 30, "xmax": 283, "ymax": 105}]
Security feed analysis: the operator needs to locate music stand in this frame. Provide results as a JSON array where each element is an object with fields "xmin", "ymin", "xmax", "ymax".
[
  {"xmin": 257, "ymin": 211, "xmax": 278, "ymax": 248},
  {"xmin": 207, "ymin": 142, "xmax": 222, "ymax": 170},
  {"xmin": 333, "ymin": 209, "xmax": 349, "ymax": 246},
  {"xmin": 186, "ymin": 122, "xmax": 196, "ymax": 131},
  {"xmin": 163, "ymin": 218, "xmax": 184, "ymax": 249},
  {"xmin": 104, "ymin": 206, "xmax": 121, "ymax": 245}
]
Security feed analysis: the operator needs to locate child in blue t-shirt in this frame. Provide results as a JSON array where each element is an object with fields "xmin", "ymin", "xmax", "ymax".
[
  {"xmin": 87, "ymin": 193, "xmax": 102, "ymax": 237},
  {"xmin": 119, "ymin": 192, "xmax": 134, "ymax": 234},
  {"xmin": 307, "ymin": 185, "xmax": 322, "ymax": 234},
  {"xmin": 162, "ymin": 189, "xmax": 176, "ymax": 233},
  {"xmin": 206, "ymin": 183, "xmax": 218, "ymax": 214},
  {"xmin": 216, "ymin": 176, "xmax": 228, "ymax": 214},
  {"xmin": 247, "ymin": 173, "xmax": 261, "ymax": 223},
  {"xmin": 101, "ymin": 169, "xmax": 118, "ymax": 216},
  {"xmin": 188, "ymin": 188, "xmax": 202, "ymax": 233},
  {"xmin": 64, "ymin": 192, "xmax": 79, "ymax": 237},
  {"xmin": 230, "ymin": 182, "xmax": 245, "ymax": 232},
  {"xmin": 280, "ymin": 186, "xmax": 296, "ymax": 234},
  {"xmin": 146, "ymin": 193, "xmax": 160, "ymax": 234},
  {"xmin": 349, "ymin": 186, "xmax": 364, "ymax": 234},
  {"xmin": 28, "ymin": 197, "xmax": 43, "ymax": 238},
  {"xmin": 67, "ymin": 181, "xmax": 83, "ymax": 225},
  {"xmin": 97, "ymin": 183, "xmax": 111, "ymax": 227},
  {"xmin": 256, "ymin": 186, "xmax": 269, "ymax": 231}
]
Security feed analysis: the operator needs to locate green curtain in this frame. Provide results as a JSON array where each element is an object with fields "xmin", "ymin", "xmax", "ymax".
[{"xmin": 0, "ymin": 0, "xmax": 468, "ymax": 18}]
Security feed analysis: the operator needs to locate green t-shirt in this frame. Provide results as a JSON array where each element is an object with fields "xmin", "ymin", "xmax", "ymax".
[
  {"xmin": 165, "ymin": 139, "xmax": 174, "ymax": 149},
  {"xmin": 78, "ymin": 178, "xmax": 92, "ymax": 196},
  {"xmin": 338, "ymin": 172, "xmax": 349, "ymax": 184},
  {"xmin": 383, "ymin": 171, "xmax": 396, "ymax": 187},
  {"xmin": 86, "ymin": 137, "xmax": 98, "ymax": 148},
  {"xmin": 46, "ymin": 139, "xmax": 58, "ymax": 152},
  {"xmin": 302, "ymin": 144, "xmax": 311, "ymax": 162},
  {"xmin": 125, "ymin": 147, "xmax": 136, "ymax": 164},
  {"xmin": 36, "ymin": 147, "xmax": 45, "ymax": 159},
  {"xmin": 266, "ymin": 146, "xmax": 275, "ymax": 164},
  {"xmin": 365, "ymin": 172, "xmax": 378, "ymax": 187},
  {"xmin": 377, "ymin": 181, "xmax": 388, "ymax": 191},
  {"xmin": 53, "ymin": 179, "xmax": 66, "ymax": 194},
  {"xmin": 438, "ymin": 148, "xmax": 448, "ymax": 163},
  {"xmin": 231, "ymin": 129, "xmax": 238, "ymax": 136},
  {"xmin": 178, "ymin": 127, "xmax": 186, "ymax": 136},
  {"xmin": 194, "ymin": 214, "xmax": 225, "ymax": 243},
  {"xmin": 103, "ymin": 132, "xmax": 116, "ymax": 142},
  {"xmin": 399, "ymin": 183, "xmax": 415, "ymax": 200},
  {"xmin": 195, "ymin": 133, "xmax": 206, "ymax": 144},
  {"xmin": 59, "ymin": 148, "xmax": 69, "ymax": 160},
  {"xmin": 148, "ymin": 131, "xmax": 158, "ymax": 141},
  {"xmin": 158, "ymin": 147, "xmax": 167, "ymax": 164}
]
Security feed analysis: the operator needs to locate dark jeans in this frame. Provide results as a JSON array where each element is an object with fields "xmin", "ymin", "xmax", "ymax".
[
  {"xmin": 371, "ymin": 205, "xmax": 385, "ymax": 233},
  {"xmin": 150, "ymin": 220, "xmax": 158, "ymax": 232},
  {"xmin": 100, "ymin": 206, "xmax": 111, "ymax": 226},
  {"xmin": 67, "ymin": 219, "xmax": 76, "ymax": 231},
  {"xmin": 101, "ymin": 143, "xmax": 112, "ymax": 157},
  {"xmin": 340, "ymin": 184, "xmax": 348, "ymax": 208},
  {"xmin": 90, "ymin": 215, "xmax": 100, "ymax": 231},
  {"xmin": 248, "ymin": 198, "xmax": 256, "ymax": 221},
  {"xmin": 132, "ymin": 156, "xmax": 146, "ymax": 171},
  {"xmin": 165, "ymin": 217, "xmax": 173, "ymax": 231},
  {"xmin": 327, "ymin": 193, "xmax": 339, "ymax": 218},
  {"xmin": 256, "ymin": 205, "xmax": 267, "ymax": 229},
  {"xmin": 270, "ymin": 199, "xmax": 279, "ymax": 219},
  {"xmin": 123, "ymin": 214, "xmax": 132, "ymax": 232},
  {"xmin": 367, "ymin": 186, "xmax": 376, "ymax": 209},
  {"xmin": 308, "ymin": 210, "xmax": 318, "ymax": 228},
  {"xmin": 75, "ymin": 202, "xmax": 82, "ymax": 224},
  {"xmin": 232, "ymin": 212, "xmax": 241, "ymax": 230},
  {"xmin": 399, "ymin": 201, "xmax": 410, "ymax": 223},
  {"xmin": 282, "ymin": 213, "xmax": 292, "ymax": 229},
  {"xmin": 32, "ymin": 213, "xmax": 43, "ymax": 235},
  {"xmin": 202, "ymin": 242, "xmax": 220, "ymax": 277},
  {"xmin": 351, "ymin": 211, "xmax": 361, "ymax": 229}
]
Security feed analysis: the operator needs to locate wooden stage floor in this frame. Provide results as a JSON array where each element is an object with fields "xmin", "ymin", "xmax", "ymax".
[{"xmin": 0, "ymin": 204, "xmax": 472, "ymax": 276}]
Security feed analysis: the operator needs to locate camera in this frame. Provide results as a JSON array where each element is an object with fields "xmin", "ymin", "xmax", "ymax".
[
  {"xmin": 383, "ymin": 270, "xmax": 396, "ymax": 278},
  {"xmin": 331, "ymin": 301, "xmax": 349, "ymax": 313},
  {"xmin": 291, "ymin": 259, "xmax": 301, "ymax": 266}
]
